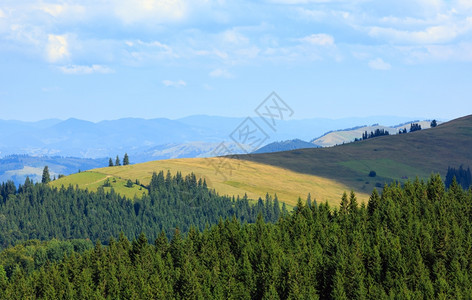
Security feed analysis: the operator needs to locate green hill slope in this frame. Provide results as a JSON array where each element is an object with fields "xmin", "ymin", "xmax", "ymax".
[
  {"xmin": 51, "ymin": 115, "xmax": 471, "ymax": 205},
  {"xmin": 51, "ymin": 157, "xmax": 371, "ymax": 207},
  {"xmin": 237, "ymin": 114, "xmax": 472, "ymax": 195}
]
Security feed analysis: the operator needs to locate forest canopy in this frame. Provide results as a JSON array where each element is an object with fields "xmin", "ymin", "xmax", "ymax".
[
  {"xmin": 1, "ymin": 174, "xmax": 472, "ymax": 299},
  {"xmin": 0, "ymin": 171, "xmax": 284, "ymax": 249}
]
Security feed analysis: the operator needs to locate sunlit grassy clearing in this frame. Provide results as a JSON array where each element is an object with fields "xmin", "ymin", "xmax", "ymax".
[{"xmin": 86, "ymin": 157, "xmax": 370, "ymax": 206}]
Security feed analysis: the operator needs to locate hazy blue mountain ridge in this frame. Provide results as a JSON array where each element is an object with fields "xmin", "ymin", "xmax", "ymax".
[{"xmin": 0, "ymin": 115, "xmax": 429, "ymax": 184}]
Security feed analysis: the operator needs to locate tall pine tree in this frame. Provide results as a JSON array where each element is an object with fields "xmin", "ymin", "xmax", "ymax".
[{"xmin": 42, "ymin": 166, "xmax": 51, "ymax": 184}]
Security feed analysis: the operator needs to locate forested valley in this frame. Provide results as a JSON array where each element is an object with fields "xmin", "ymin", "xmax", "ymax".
[{"xmin": 1, "ymin": 174, "xmax": 472, "ymax": 299}]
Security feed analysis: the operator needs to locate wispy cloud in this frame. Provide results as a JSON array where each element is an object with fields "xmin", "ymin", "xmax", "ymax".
[
  {"xmin": 299, "ymin": 34, "xmax": 335, "ymax": 46},
  {"xmin": 368, "ymin": 20, "xmax": 472, "ymax": 44},
  {"xmin": 38, "ymin": 3, "xmax": 86, "ymax": 19},
  {"xmin": 209, "ymin": 68, "xmax": 233, "ymax": 78},
  {"xmin": 162, "ymin": 79, "xmax": 186, "ymax": 87},
  {"xmin": 59, "ymin": 65, "xmax": 114, "ymax": 74},
  {"xmin": 47, "ymin": 34, "xmax": 69, "ymax": 62},
  {"xmin": 268, "ymin": 0, "xmax": 354, "ymax": 3},
  {"xmin": 397, "ymin": 42, "xmax": 472, "ymax": 63},
  {"xmin": 123, "ymin": 39, "xmax": 178, "ymax": 64},
  {"xmin": 368, "ymin": 58, "xmax": 391, "ymax": 70},
  {"xmin": 114, "ymin": 0, "xmax": 189, "ymax": 25},
  {"xmin": 1, "ymin": 0, "xmax": 472, "ymax": 70},
  {"xmin": 458, "ymin": 0, "xmax": 472, "ymax": 9},
  {"xmin": 221, "ymin": 29, "xmax": 249, "ymax": 45}
]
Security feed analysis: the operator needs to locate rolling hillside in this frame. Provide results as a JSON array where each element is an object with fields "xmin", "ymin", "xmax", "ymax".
[
  {"xmin": 50, "ymin": 115, "xmax": 469, "ymax": 206},
  {"xmin": 51, "ymin": 157, "xmax": 371, "ymax": 207},
  {"xmin": 237, "ymin": 114, "xmax": 472, "ymax": 195},
  {"xmin": 311, "ymin": 120, "xmax": 435, "ymax": 147}
]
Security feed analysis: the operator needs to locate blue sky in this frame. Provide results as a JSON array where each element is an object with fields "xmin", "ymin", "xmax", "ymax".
[{"xmin": 0, "ymin": 0, "xmax": 471, "ymax": 122}]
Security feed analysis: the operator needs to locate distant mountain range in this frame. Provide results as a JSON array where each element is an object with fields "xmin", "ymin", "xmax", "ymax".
[
  {"xmin": 251, "ymin": 120, "xmax": 437, "ymax": 154},
  {"xmin": 0, "ymin": 115, "xmax": 435, "ymax": 184},
  {"xmin": 0, "ymin": 115, "xmax": 429, "ymax": 159}
]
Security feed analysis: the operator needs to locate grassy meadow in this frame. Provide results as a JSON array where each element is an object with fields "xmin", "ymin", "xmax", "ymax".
[
  {"xmin": 50, "ymin": 171, "xmax": 147, "ymax": 200},
  {"xmin": 51, "ymin": 157, "xmax": 371, "ymax": 207}
]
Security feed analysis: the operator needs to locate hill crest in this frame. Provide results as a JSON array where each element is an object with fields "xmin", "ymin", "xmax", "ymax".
[{"xmin": 237, "ymin": 114, "xmax": 472, "ymax": 195}]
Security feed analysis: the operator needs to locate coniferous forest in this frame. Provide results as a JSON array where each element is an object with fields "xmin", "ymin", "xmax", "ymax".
[
  {"xmin": 445, "ymin": 165, "xmax": 472, "ymax": 190},
  {"xmin": 1, "ymin": 174, "xmax": 472, "ymax": 299},
  {"xmin": 0, "ymin": 171, "xmax": 283, "ymax": 249}
]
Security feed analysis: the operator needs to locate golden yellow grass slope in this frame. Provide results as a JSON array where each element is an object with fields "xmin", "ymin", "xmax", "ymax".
[{"xmin": 51, "ymin": 157, "xmax": 370, "ymax": 207}]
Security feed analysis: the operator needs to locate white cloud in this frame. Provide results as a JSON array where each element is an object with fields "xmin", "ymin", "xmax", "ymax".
[
  {"xmin": 38, "ymin": 3, "xmax": 86, "ymax": 18},
  {"xmin": 368, "ymin": 58, "xmax": 391, "ymax": 70},
  {"xmin": 209, "ymin": 68, "xmax": 233, "ymax": 78},
  {"xmin": 397, "ymin": 42, "xmax": 472, "ymax": 63},
  {"xmin": 368, "ymin": 20, "xmax": 472, "ymax": 44},
  {"xmin": 162, "ymin": 79, "xmax": 186, "ymax": 87},
  {"xmin": 126, "ymin": 39, "xmax": 178, "ymax": 60},
  {"xmin": 361, "ymin": 6, "xmax": 472, "ymax": 45},
  {"xmin": 138, "ymin": 40, "xmax": 176, "ymax": 56},
  {"xmin": 296, "ymin": 8, "xmax": 328, "ymax": 21},
  {"xmin": 299, "ymin": 34, "xmax": 335, "ymax": 46},
  {"xmin": 122, "ymin": 39, "xmax": 180, "ymax": 65},
  {"xmin": 114, "ymin": 0, "xmax": 189, "ymax": 24},
  {"xmin": 39, "ymin": 4, "xmax": 65, "ymax": 17},
  {"xmin": 221, "ymin": 29, "xmax": 249, "ymax": 45},
  {"xmin": 59, "ymin": 64, "xmax": 114, "ymax": 74},
  {"xmin": 423, "ymin": 43, "xmax": 472, "ymax": 61},
  {"xmin": 378, "ymin": 15, "xmax": 445, "ymax": 27},
  {"xmin": 47, "ymin": 34, "xmax": 69, "ymax": 62},
  {"xmin": 195, "ymin": 49, "xmax": 229, "ymax": 60},
  {"xmin": 1, "ymin": 0, "xmax": 471, "ymax": 69},
  {"xmin": 269, "ymin": 0, "xmax": 351, "ymax": 3},
  {"xmin": 457, "ymin": 0, "xmax": 472, "ymax": 10}
]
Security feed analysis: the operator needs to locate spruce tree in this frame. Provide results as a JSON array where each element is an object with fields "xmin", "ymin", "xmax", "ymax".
[
  {"xmin": 340, "ymin": 192, "xmax": 349, "ymax": 215},
  {"xmin": 348, "ymin": 191, "xmax": 358, "ymax": 212},
  {"xmin": 367, "ymin": 189, "xmax": 380, "ymax": 216},
  {"xmin": 42, "ymin": 166, "xmax": 51, "ymax": 184},
  {"xmin": 123, "ymin": 153, "xmax": 129, "ymax": 166},
  {"xmin": 115, "ymin": 155, "xmax": 121, "ymax": 166},
  {"xmin": 108, "ymin": 158, "xmax": 114, "ymax": 167},
  {"xmin": 410, "ymin": 123, "xmax": 422, "ymax": 132}
]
